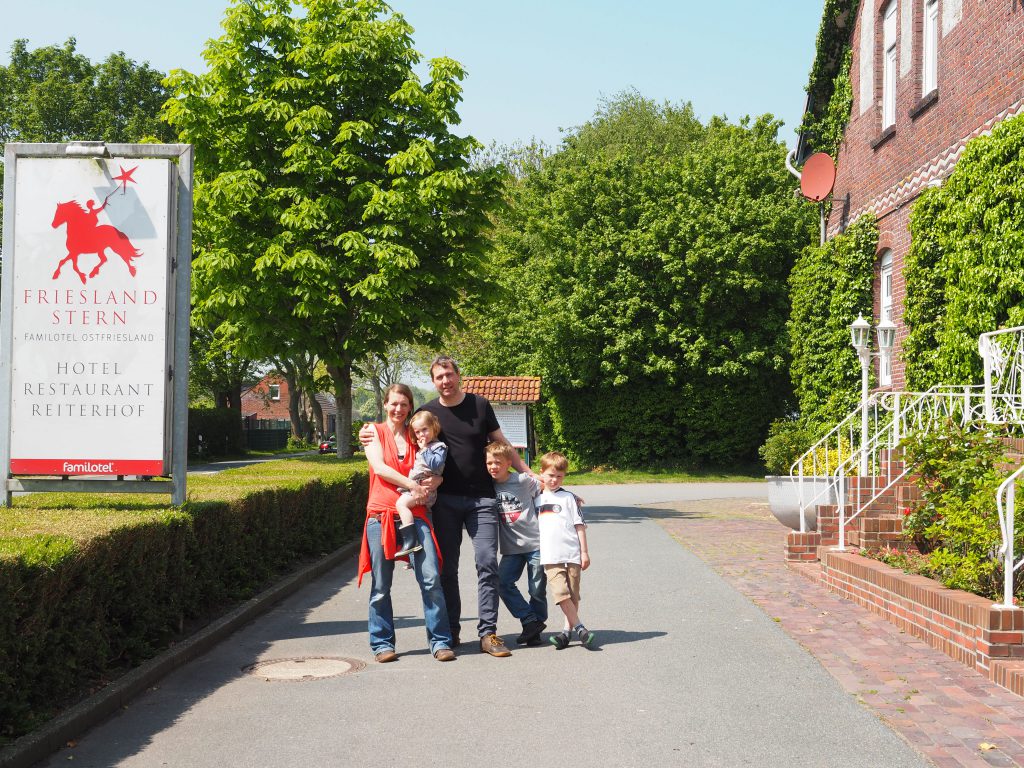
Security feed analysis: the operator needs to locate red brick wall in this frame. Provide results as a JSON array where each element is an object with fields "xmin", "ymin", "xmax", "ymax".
[
  {"xmin": 822, "ymin": 550, "xmax": 1024, "ymax": 694},
  {"xmin": 829, "ymin": 1, "xmax": 1024, "ymax": 389}
]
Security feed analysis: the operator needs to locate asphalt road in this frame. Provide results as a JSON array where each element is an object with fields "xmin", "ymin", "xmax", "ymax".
[{"xmin": 42, "ymin": 483, "xmax": 929, "ymax": 767}]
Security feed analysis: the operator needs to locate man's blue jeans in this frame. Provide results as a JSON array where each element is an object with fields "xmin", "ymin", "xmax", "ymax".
[
  {"xmin": 366, "ymin": 516, "xmax": 452, "ymax": 655},
  {"xmin": 498, "ymin": 549, "xmax": 547, "ymax": 625},
  {"xmin": 432, "ymin": 493, "xmax": 501, "ymax": 638}
]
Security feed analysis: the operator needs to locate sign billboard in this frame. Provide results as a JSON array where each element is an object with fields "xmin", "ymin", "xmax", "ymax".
[
  {"xmin": 0, "ymin": 142, "xmax": 192, "ymax": 505},
  {"xmin": 8, "ymin": 158, "xmax": 173, "ymax": 475},
  {"xmin": 491, "ymin": 402, "xmax": 528, "ymax": 448}
]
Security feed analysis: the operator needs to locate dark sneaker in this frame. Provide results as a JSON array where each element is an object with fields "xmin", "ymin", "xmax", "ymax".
[
  {"xmin": 516, "ymin": 620, "xmax": 546, "ymax": 646},
  {"xmin": 577, "ymin": 629, "xmax": 595, "ymax": 648},
  {"xmin": 480, "ymin": 634, "xmax": 512, "ymax": 657},
  {"xmin": 549, "ymin": 633, "xmax": 570, "ymax": 650},
  {"xmin": 374, "ymin": 649, "xmax": 398, "ymax": 663},
  {"xmin": 433, "ymin": 648, "xmax": 456, "ymax": 662},
  {"xmin": 525, "ymin": 635, "xmax": 546, "ymax": 647}
]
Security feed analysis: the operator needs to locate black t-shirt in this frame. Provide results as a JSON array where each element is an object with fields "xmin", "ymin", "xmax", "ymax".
[{"xmin": 419, "ymin": 393, "xmax": 500, "ymax": 498}]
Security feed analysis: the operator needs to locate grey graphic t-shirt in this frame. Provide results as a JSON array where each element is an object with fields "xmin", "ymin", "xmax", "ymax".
[{"xmin": 495, "ymin": 471, "xmax": 542, "ymax": 555}]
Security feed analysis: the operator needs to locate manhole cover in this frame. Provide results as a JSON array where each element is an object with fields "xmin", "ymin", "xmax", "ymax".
[{"xmin": 243, "ymin": 656, "xmax": 365, "ymax": 681}]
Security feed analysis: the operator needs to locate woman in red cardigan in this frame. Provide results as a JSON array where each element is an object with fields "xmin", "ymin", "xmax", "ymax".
[{"xmin": 357, "ymin": 383, "xmax": 455, "ymax": 662}]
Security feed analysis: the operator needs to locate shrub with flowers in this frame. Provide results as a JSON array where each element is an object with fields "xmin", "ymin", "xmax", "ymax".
[{"xmin": 899, "ymin": 419, "xmax": 1017, "ymax": 599}]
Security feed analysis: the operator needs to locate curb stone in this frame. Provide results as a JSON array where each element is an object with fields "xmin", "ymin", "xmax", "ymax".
[{"xmin": 0, "ymin": 539, "xmax": 360, "ymax": 768}]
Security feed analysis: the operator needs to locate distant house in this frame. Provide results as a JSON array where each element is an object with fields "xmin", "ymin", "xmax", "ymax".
[
  {"xmin": 800, "ymin": 1, "xmax": 1024, "ymax": 389},
  {"xmin": 241, "ymin": 374, "xmax": 291, "ymax": 429},
  {"xmin": 241, "ymin": 374, "xmax": 337, "ymax": 436}
]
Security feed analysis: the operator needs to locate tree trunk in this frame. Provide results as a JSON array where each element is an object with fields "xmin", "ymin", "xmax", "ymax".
[
  {"xmin": 310, "ymin": 393, "xmax": 325, "ymax": 440},
  {"xmin": 327, "ymin": 363, "xmax": 354, "ymax": 458},
  {"xmin": 286, "ymin": 375, "xmax": 303, "ymax": 439}
]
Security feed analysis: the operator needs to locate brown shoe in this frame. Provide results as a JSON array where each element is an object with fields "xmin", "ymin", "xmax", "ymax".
[
  {"xmin": 434, "ymin": 648, "xmax": 456, "ymax": 662},
  {"xmin": 374, "ymin": 650, "xmax": 398, "ymax": 663},
  {"xmin": 479, "ymin": 634, "xmax": 511, "ymax": 657}
]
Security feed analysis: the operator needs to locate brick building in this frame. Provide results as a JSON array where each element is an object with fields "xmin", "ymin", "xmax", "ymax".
[
  {"xmin": 241, "ymin": 374, "xmax": 337, "ymax": 435},
  {"xmin": 241, "ymin": 374, "xmax": 291, "ymax": 426},
  {"xmin": 806, "ymin": 0, "xmax": 1024, "ymax": 388}
]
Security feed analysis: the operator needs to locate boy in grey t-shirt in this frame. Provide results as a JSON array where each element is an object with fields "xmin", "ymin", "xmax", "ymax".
[{"xmin": 485, "ymin": 442, "xmax": 547, "ymax": 646}]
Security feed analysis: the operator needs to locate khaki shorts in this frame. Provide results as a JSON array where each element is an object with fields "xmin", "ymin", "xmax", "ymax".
[{"xmin": 545, "ymin": 563, "xmax": 582, "ymax": 605}]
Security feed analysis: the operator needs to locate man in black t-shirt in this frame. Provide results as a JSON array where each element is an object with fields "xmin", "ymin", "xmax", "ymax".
[
  {"xmin": 361, "ymin": 355, "xmax": 532, "ymax": 657},
  {"xmin": 419, "ymin": 357, "xmax": 533, "ymax": 657}
]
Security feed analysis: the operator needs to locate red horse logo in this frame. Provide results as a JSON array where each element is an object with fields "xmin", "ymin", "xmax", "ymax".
[{"xmin": 50, "ymin": 199, "xmax": 142, "ymax": 284}]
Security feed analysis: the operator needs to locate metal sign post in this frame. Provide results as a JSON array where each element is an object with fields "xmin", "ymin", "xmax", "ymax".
[{"xmin": 0, "ymin": 142, "xmax": 193, "ymax": 506}]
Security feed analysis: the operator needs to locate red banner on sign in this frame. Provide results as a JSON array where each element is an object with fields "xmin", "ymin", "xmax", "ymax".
[{"xmin": 10, "ymin": 459, "xmax": 164, "ymax": 475}]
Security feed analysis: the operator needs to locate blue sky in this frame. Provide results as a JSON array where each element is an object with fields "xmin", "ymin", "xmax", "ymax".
[{"xmin": 1, "ymin": 1, "xmax": 824, "ymax": 150}]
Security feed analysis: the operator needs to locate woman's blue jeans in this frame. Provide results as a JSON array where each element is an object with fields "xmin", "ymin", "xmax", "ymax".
[{"xmin": 367, "ymin": 516, "xmax": 452, "ymax": 655}]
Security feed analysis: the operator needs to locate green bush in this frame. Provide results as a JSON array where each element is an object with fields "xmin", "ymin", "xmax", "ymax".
[
  {"xmin": 188, "ymin": 407, "xmax": 244, "ymax": 457},
  {"xmin": 901, "ymin": 420, "xmax": 1016, "ymax": 598},
  {"xmin": 0, "ymin": 458, "xmax": 367, "ymax": 742},
  {"xmin": 760, "ymin": 419, "xmax": 812, "ymax": 475}
]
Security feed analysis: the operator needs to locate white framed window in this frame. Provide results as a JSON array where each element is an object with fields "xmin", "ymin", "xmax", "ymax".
[
  {"xmin": 879, "ymin": 251, "xmax": 894, "ymax": 386},
  {"xmin": 922, "ymin": 0, "xmax": 939, "ymax": 95},
  {"xmin": 882, "ymin": 0, "xmax": 899, "ymax": 129},
  {"xmin": 268, "ymin": 383, "xmax": 281, "ymax": 401}
]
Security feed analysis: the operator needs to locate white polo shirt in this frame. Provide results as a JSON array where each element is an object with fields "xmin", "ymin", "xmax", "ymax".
[{"xmin": 537, "ymin": 488, "xmax": 585, "ymax": 565}]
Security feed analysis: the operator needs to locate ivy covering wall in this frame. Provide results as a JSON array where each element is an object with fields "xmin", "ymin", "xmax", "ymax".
[
  {"xmin": 904, "ymin": 114, "xmax": 1024, "ymax": 388},
  {"xmin": 788, "ymin": 214, "xmax": 879, "ymax": 431},
  {"xmin": 800, "ymin": 1, "xmax": 859, "ymax": 158}
]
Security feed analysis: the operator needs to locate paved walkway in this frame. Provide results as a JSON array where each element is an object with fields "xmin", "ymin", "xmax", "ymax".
[
  {"xmin": 35, "ymin": 483, "xmax": 971, "ymax": 767},
  {"xmin": 657, "ymin": 496, "xmax": 1024, "ymax": 768}
]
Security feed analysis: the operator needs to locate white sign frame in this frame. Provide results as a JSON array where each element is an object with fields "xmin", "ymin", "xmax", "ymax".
[{"xmin": 0, "ymin": 142, "xmax": 193, "ymax": 506}]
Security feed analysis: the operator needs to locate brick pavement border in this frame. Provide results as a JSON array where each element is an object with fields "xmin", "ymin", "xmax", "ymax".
[{"xmin": 0, "ymin": 539, "xmax": 360, "ymax": 768}]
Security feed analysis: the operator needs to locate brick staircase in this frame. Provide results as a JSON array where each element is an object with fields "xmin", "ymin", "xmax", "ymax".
[{"xmin": 786, "ymin": 439, "xmax": 1024, "ymax": 562}]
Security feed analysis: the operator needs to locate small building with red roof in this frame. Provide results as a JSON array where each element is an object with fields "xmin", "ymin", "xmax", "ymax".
[{"xmin": 462, "ymin": 376, "xmax": 541, "ymax": 463}]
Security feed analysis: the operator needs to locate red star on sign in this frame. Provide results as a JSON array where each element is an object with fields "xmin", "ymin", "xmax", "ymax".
[{"xmin": 112, "ymin": 165, "xmax": 138, "ymax": 195}]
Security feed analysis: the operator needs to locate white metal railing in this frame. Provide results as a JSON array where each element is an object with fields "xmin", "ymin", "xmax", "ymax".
[
  {"xmin": 981, "ymin": 326, "xmax": 1024, "ymax": 424},
  {"xmin": 791, "ymin": 326, "xmax": 1024, "ymax": 572},
  {"xmin": 832, "ymin": 387, "xmax": 989, "ymax": 549},
  {"xmin": 789, "ymin": 386, "xmax": 995, "ymax": 542},
  {"xmin": 996, "ymin": 464, "xmax": 1024, "ymax": 607},
  {"xmin": 987, "ymin": 327, "xmax": 1024, "ymax": 606}
]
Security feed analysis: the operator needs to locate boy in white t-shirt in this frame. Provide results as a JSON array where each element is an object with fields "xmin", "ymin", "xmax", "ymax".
[{"xmin": 537, "ymin": 451, "xmax": 594, "ymax": 649}]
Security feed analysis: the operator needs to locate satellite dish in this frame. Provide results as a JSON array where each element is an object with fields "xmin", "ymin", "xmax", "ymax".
[{"xmin": 800, "ymin": 152, "xmax": 836, "ymax": 202}]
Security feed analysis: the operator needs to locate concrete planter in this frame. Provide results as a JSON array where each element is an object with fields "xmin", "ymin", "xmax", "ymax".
[{"xmin": 765, "ymin": 476, "xmax": 838, "ymax": 531}]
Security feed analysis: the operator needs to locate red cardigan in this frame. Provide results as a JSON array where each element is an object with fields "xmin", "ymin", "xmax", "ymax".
[{"xmin": 357, "ymin": 422, "xmax": 441, "ymax": 586}]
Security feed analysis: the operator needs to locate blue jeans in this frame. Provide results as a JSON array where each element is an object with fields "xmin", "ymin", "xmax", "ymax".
[
  {"xmin": 498, "ymin": 549, "xmax": 547, "ymax": 625},
  {"xmin": 366, "ymin": 516, "xmax": 452, "ymax": 655},
  {"xmin": 432, "ymin": 494, "xmax": 501, "ymax": 638}
]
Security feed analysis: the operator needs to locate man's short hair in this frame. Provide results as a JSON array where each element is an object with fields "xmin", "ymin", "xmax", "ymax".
[
  {"xmin": 485, "ymin": 441, "xmax": 517, "ymax": 462},
  {"xmin": 429, "ymin": 355, "xmax": 460, "ymax": 378},
  {"xmin": 539, "ymin": 451, "xmax": 569, "ymax": 472}
]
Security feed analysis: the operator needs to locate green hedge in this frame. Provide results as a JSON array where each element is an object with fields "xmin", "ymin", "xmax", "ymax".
[
  {"xmin": 0, "ymin": 458, "xmax": 367, "ymax": 742},
  {"xmin": 188, "ymin": 407, "xmax": 245, "ymax": 457}
]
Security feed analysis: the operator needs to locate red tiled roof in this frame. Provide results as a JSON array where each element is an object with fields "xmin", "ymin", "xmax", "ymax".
[{"xmin": 462, "ymin": 376, "xmax": 541, "ymax": 403}]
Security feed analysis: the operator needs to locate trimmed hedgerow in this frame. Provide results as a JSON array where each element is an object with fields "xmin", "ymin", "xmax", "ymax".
[{"xmin": 0, "ymin": 457, "xmax": 367, "ymax": 742}]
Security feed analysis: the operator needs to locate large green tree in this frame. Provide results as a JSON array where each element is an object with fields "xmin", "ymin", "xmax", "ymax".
[
  {"xmin": 456, "ymin": 94, "xmax": 816, "ymax": 467},
  {"xmin": 164, "ymin": 0, "xmax": 501, "ymax": 456}
]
